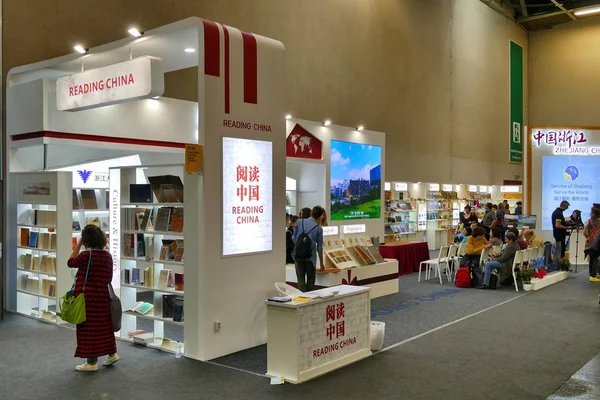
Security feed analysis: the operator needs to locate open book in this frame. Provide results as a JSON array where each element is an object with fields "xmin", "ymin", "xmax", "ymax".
[{"xmin": 125, "ymin": 302, "xmax": 154, "ymax": 315}]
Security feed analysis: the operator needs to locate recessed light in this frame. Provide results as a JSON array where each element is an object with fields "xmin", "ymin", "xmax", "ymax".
[
  {"xmin": 357, "ymin": 125, "xmax": 364, "ymax": 131},
  {"xmin": 128, "ymin": 28, "xmax": 142, "ymax": 37},
  {"xmin": 74, "ymin": 45, "xmax": 87, "ymax": 54},
  {"xmin": 285, "ymin": 114, "xmax": 292, "ymax": 120},
  {"xmin": 323, "ymin": 120, "xmax": 331, "ymax": 126},
  {"xmin": 184, "ymin": 48, "xmax": 196, "ymax": 53}
]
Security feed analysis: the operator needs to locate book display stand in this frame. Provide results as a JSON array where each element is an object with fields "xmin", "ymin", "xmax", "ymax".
[
  {"xmin": 10, "ymin": 172, "xmax": 73, "ymax": 324},
  {"xmin": 110, "ymin": 165, "xmax": 187, "ymax": 354}
]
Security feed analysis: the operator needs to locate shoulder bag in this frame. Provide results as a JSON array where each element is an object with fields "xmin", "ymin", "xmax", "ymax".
[
  {"xmin": 59, "ymin": 251, "xmax": 92, "ymax": 325},
  {"xmin": 108, "ymin": 283, "xmax": 122, "ymax": 332}
]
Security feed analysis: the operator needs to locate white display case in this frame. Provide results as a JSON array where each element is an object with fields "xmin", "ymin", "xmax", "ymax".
[
  {"xmin": 110, "ymin": 165, "xmax": 187, "ymax": 354},
  {"xmin": 10, "ymin": 172, "xmax": 73, "ymax": 324}
]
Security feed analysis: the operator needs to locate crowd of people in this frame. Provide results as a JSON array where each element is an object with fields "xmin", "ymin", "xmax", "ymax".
[{"xmin": 285, "ymin": 206, "xmax": 327, "ymax": 292}]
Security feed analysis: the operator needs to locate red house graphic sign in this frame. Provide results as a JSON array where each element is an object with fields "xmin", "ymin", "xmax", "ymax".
[{"xmin": 286, "ymin": 124, "xmax": 323, "ymax": 160}]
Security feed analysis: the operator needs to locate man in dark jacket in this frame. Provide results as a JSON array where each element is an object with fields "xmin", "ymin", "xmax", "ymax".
[{"xmin": 481, "ymin": 232, "xmax": 520, "ymax": 289}]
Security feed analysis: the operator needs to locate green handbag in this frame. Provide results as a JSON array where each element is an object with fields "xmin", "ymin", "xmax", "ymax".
[{"xmin": 60, "ymin": 251, "xmax": 91, "ymax": 325}]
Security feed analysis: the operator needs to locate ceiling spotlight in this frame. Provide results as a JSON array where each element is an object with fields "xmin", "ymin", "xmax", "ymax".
[
  {"xmin": 184, "ymin": 48, "xmax": 196, "ymax": 53},
  {"xmin": 323, "ymin": 120, "xmax": 331, "ymax": 126},
  {"xmin": 357, "ymin": 125, "xmax": 364, "ymax": 131},
  {"xmin": 128, "ymin": 28, "xmax": 143, "ymax": 37},
  {"xmin": 74, "ymin": 45, "xmax": 87, "ymax": 54},
  {"xmin": 574, "ymin": 6, "xmax": 600, "ymax": 16},
  {"xmin": 285, "ymin": 114, "xmax": 292, "ymax": 120}
]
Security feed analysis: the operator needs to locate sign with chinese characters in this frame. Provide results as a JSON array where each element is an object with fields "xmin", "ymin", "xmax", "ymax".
[
  {"xmin": 479, "ymin": 185, "xmax": 488, "ymax": 193},
  {"xmin": 468, "ymin": 185, "xmax": 477, "ymax": 192},
  {"xmin": 56, "ymin": 56, "xmax": 164, "ymax": 111},
  {"xmin": 429, "ymin": 183, "xmax": 440, "ymax": 192},
  {"xmin": 73, "ymin": 169, "xmax": 110, "ymax": 189},
  {"xmin": 222, "ymin": 137, "xmax": 273, "ymax": 256},
  {"xmin": 532, "ymin": 129, "xmax": 600, "ymax": 155},
  {"xmin": 185, "ymin": 144, "xmax": 204, "ymax": 174},
  {"xmin": 298, "ymin": 291, "xmax": 370, "ymax": 373}
]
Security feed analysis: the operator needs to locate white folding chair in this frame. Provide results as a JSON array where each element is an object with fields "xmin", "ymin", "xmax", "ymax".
[
  {"xmin": 419, "ymin": 246, "xmax": 450, "ymax": 285},
  {"xmin": 511, "ymin": 250, "xmax": 524, "ymax": 292},
  {"xmin": 479, "ymin": 247, "xmax": 493, "ymax": 269},
  {"xmin": 447, "ymin": 245, "xmax": 459, "ymax": 280},
  {"xmin": 457, "ymin": 243, "xmax": 467, "ymax": 258}
]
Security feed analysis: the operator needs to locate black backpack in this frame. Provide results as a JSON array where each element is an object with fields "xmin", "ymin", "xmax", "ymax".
[{"xmin": 293, "ymin": 220, "xmax": 318, "ymax": 260}]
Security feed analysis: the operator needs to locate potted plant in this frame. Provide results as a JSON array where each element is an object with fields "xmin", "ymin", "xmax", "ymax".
[
  {"xmin": 559, "ymin": 257, "xmax": 571, "ymax": 272},
  {"xmin": 519, "ymin": 268, "xmax": 534, "ymax": 291},
  {"xmin": 533, "ymin": 269, "xmax": 547, "ymax": 280}
]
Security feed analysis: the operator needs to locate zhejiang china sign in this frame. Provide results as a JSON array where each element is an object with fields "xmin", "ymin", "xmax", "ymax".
[
  {"xmin": 56, "ymin": 56, "xmax": 164, "ymax": 111},
  {"xmin": 533, "ymin": 129, "xmax": 600, "ymax": 155}
]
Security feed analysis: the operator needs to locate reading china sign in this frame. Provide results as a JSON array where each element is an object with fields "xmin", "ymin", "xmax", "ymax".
[
  {"xmin": 222, "ymin": 137, "xmax": 273, "ymax": 256},
  {"xmin": 56, "ymin": 56, "xmax": 164, "ymax": 111}
]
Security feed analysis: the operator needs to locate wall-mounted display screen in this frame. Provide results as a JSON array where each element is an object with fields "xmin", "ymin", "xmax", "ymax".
[
  {"xmin": 330, "ymin": 140, "xmax": 382, "ymax": 221},
  {"xmin": 542, "ymin": 156, "xmax": 600, "ymax": 230}
]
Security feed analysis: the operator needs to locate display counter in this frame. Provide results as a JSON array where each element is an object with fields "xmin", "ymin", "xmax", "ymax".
[
  {"xmin": 285, "ymin": 260, "xmax": 399, "ymax": 298},
  {"xmin": 266, "ymin": 285, "xmax": 371, "ymax": 384},
  {"xmin": 379, "ymin": 242, "xmax": 430, "ymax": 275}
]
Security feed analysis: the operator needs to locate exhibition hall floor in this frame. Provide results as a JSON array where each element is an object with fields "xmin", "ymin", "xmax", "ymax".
[{"xmin": 2, "ymin": 271, "xmax": 600, "ymax": 400}]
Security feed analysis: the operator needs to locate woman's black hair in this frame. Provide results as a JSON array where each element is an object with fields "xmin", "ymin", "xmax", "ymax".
[
  {"xmin": 290, "ymin": 215, "xmax": 299, "ymax": 224},
  {"xmin": 81, "ymin": 224, "xmax": 107, "ymax": 249},
  {"xmin": 463, "ymin": 227, "xmax": 472, "ymax": 236}
]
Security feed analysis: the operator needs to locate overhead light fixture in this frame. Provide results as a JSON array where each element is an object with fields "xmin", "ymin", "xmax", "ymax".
[
  {"xmin": 74, "ymin": 45, "xmax": 87, "ymax": 54},
  {"xmin": 128, "ymin": 28, "xmax": 143, "ymax": 37},
  {"xmin": 152, "ymin": 96, "xmax": 160, "ymax": 100},
  {"xmin": 357, "ymin": 125, "xmax": 364, "ymax": 131},
  {"xmin": 184, "ymin": 48, "xmax": 196, "ymax": 53},
  {"xmin": 574, "ymin": 6, "xmax": 600, "ymax": 16},
  {"xmin": 323, "ymin": 120, "xmax": 331, "ymax": 126},
  {"xmin": 285, "ymin": 114, "xmax": 292, "ymax": 120}
]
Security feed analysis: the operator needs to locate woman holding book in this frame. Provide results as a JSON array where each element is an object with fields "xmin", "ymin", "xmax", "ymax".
[{"xmin": 68, "ymin": 224, "xmax": 119, "ymax": 371}]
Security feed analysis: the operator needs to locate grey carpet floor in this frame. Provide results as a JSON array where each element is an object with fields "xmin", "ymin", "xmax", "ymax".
[{"xmin": 2, "ymin": 271, "xmax": 600, "ymax": 400}]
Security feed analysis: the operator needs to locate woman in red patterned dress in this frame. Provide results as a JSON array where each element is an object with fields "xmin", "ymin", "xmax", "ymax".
[{"xmin": 68, "ymin": 224, "xmax": 119, "ymax": 371}]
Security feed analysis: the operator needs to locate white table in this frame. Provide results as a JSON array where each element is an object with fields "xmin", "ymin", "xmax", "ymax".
[{"xmin": 266, "ymin": 285, "xmax": 371, "ymax": 384}]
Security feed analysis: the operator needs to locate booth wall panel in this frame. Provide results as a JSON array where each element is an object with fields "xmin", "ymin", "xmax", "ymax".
[{"xmin": 4, "ymin": 0, "xmax": 526, "ymax": 184}]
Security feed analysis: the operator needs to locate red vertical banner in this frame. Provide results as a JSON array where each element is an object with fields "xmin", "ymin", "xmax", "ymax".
[
  {"xmin": 241, "ymin": 32, "xmax": 258, "ymax": 104},
  {"xmin": 224, "ymin": 26, "xmax": 230, "ymax": 114},
  {"xmin": 202, "ymin": 20, "xmax": 220, "ymax": 77}
]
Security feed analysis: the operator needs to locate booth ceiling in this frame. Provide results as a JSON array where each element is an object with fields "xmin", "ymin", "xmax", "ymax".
[{"xmin": 488, "ymin": 0, "xmax": 600, "ymax": 29}]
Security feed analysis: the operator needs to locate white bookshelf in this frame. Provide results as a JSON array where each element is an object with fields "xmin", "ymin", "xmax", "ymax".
[
  {"xmin": 110, "ymin": 165, "xmax": 186, "ymax": 353},
  {"xmin": 10, "ymin": 172, "xmax": 73, "ymax": 324}
]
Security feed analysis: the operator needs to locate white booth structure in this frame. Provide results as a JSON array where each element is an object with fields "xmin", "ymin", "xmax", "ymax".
[
  {"xmin": 525, "ymin": 125, "xmax": 597, "ymax": 269},
  {"xmin": 284, "ymin": 118, "xmax": 399, "ymax": 298},
  {"xmin": 4, "ymin": 17, "xmax": 287, "ymax": 361}
]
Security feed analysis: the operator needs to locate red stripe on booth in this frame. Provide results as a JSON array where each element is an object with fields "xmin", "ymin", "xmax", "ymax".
[
  {"xmin": 241, "ymin": 32, "xmax": 258, "ymax": 104},
  {"xmin": 12, "ymin": 131, "xmax": 186, "ymax": 149},
  {"xmin": 202, "ymin": 20, "xmax": 220, "ymax": 77},
  {"xmin": 224, "ymin": 26, "xmax": 230, "ymax": 114}
]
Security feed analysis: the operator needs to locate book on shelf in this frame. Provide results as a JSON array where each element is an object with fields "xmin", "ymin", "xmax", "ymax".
[
  {"xmin": 31, "ymin": 256, "xmax": 41, "ymax": 271},
  {"xmin": 132, "ymin": 268, "xmax": 141, "ymax": 284},
  {"xmin": 143, "ymin": 266, "xmax": 154, "ymax": 288},
  {"xmin": 154, "ymin": 207, "xmax": 172, "ymax": 232},
  {"xmin": 127, "ymin": 329, "xmax": 146, "ymax": 338},
  {"xmin": 159, "ymin": 246, "xmax": 169, "ymax": 261},
  {"xmin": 162, "ymin": 294, "xmax": 183, "ymax": 318},
  {"xmin": 140, "ymin": 209, "xmax": 153, "ymax": 231},
  {"xmin": 35, "ymin": 210, "xmax": 57, "ymax": 227},
  {"xmin": 145, "ymin": 237, "xmax": 154, "ymax": 261},
  {"xmin": 72, "ymin": 218, "xmax": 81, "ymax": 231},
  {"xmin": 105, "ymin": 190, "xmax": 110, "ymax": 209},
  {"xmin": 123, "ymin": 269, "xmax": 131, "ymax": 284},
  {"xmin": 28, "ymin": 232, "xmax": 38, "ymax": 248},
  {"xmin": 173, "ymin": 297, "xmax": 184, "ymax": 322},
  {"xmin": 174, "ymin": 273, "xmax": 184, "ymax": 291},
  {"xmin": 20, "ymin": 228, "xmax": 29, "ymax": 247},
  {"xmin": 73, "ymin": 190, "xmax": 81, "ymax": 209},
  {"xmin": 72, "ymin": 237, "xmax": 78, "ymax": 251},
  {"xmin": 129, "ymin": 184, "xmax": 153, "ymax": 203},
  {"xmin": 147, "ymin": 175, "xmax": 184, "ymax": 203},
  {"xmin": 157, "ymin": 269, "xmax": 172, "ymax": 289},
  {"xmin": 367, "ymin": 246, "xmax": 385, "ymax": 263},
  {"xmin": 169, "ymin": 208, "xmax": 184, "ymax": 232},
  {"xmin": 100, "ymin": 217, "xmax": 110, "ymax": 232},
  {"xmin": 81, "ymin": 189, "xmax": 98, "ymax": 209},
  {"xmin": 123, "ymin": 233, "xmax": 135, "ymax": 257},
  {"xmin": 25, "ymin": 275, "xmax": 39, "ymax": 293},
  {"xmin": 37, "ymin": 232, "xmax": 52, "ymax": 250},
  {"xmin": 41, "ymin": 277, "xmax": 56, "ymax": 297},
  {"xmin": 136, "ymin": 233, "xmax": 146, "ymax": 258},
  {"xmin": 132, "ymin": 333, "xmax": 154, "ymax": 344},
  {"xmin": 126, "ymin": 301, "xmax": 154, "ymax": 315},
  {"xmin": 17, "ymin": 209, "xmax": 35, "ymax": 225},
  {"xmin": 41, "ymin": 256, "xmax": 57, "ymax": 274}
]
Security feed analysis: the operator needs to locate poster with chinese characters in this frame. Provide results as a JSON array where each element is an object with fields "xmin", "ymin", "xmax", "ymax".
[
  {"xmin": 222, "ymin": 137, "xmax": 273, "ymax": 256},
  {"xmin": 298, "ymin": 292, "xmax": 370, "ymax": 373}
]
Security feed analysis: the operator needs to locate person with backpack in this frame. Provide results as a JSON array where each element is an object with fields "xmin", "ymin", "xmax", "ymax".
[
  {"xmin": 583, "ymin": 207, "xmax": 600, "ymax": 282},
  {"xmin": 292, "ymin": 206, "xmax": 326, "ymax": 292}
]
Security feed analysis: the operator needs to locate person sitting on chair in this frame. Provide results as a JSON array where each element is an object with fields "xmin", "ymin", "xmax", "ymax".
[
  {"xmin": 523, "ymin": 229, "xmax": 543, "ymax": 249},
  {"xmin": 481, "ymin": 232, "xmax": 520, "ymax": 289},
  {"xmin": 463, "ymin": 226, "xmax": 491, "ymax": 267},
  {"xmin": 508, "ymin": 227, "xmax": 528, "ymax": 250},
  {"xmin": 489, "ymin": 227, "xmax": 503, "ymax": 247}
]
